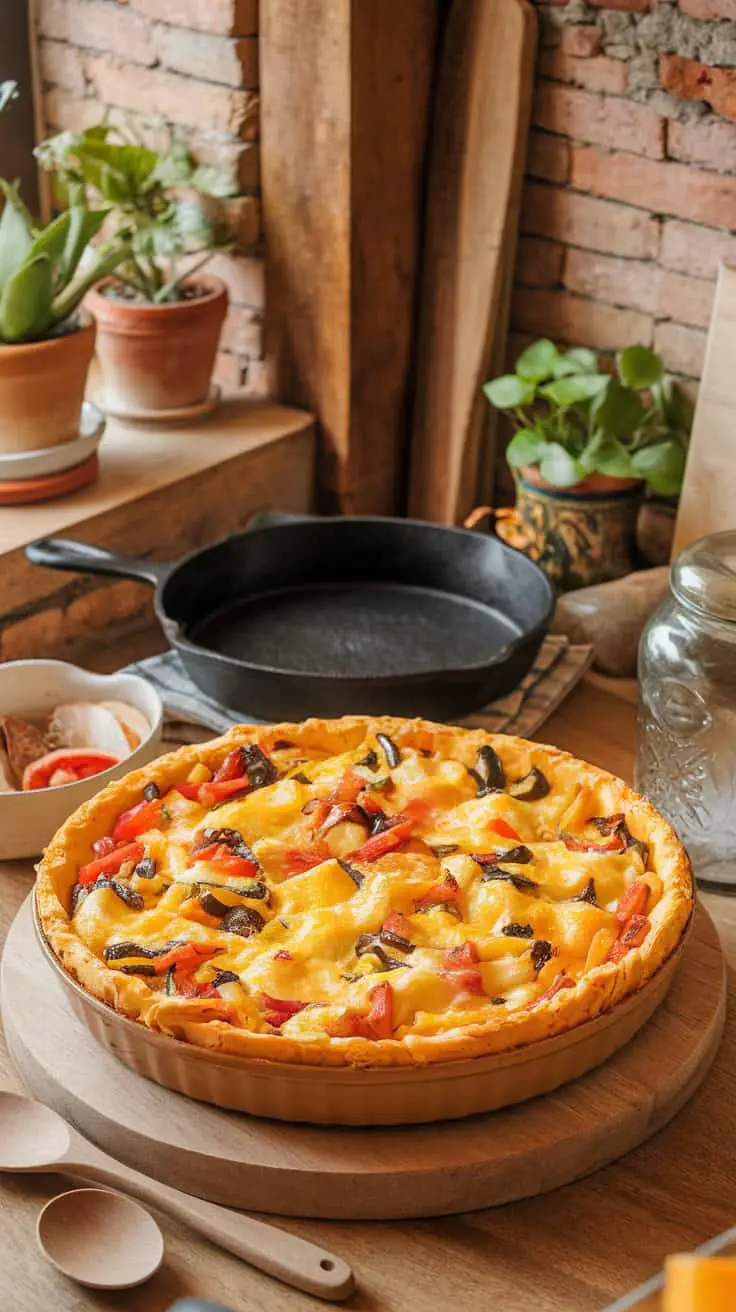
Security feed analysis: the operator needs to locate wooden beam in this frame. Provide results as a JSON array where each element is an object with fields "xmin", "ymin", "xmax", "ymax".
[{"xmin": 260, "ymin": 0, "xmax": 437, "ymax": 513}]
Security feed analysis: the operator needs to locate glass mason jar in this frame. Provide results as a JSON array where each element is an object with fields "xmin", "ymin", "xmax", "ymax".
[{"xmin": 636, "ymin": 531, "xmax": 736, "ymax": 891}]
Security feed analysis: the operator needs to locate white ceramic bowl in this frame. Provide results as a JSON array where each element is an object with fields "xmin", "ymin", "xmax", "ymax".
[{"xmin": 0, "ymin": 661, "xmax": 163, "ymax": 860}]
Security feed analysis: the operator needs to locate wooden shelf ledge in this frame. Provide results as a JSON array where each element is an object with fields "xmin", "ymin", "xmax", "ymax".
[{"xmin": 0, "ymin": 399, "xmax": 316, "ymax": 662}]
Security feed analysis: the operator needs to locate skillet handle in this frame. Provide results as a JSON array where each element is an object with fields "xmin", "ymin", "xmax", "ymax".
[{"xmin": 25, "ymin": 537, "xmax": 170, "ymax": 588}]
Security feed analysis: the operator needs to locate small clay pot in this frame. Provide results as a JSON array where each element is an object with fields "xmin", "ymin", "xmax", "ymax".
[
  {"xmin": 509, "ymin": 464, "xmax": 644, "ymax": 592},
  {"xmin": 0, "ymin": 314, "xmax": 95, "ymax": 453},
  {"xmin": 87, "ymin": 275, "xmax": 228, "ymax": 414}
]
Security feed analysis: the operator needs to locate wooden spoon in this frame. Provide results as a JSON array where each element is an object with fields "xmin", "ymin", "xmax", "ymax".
[
  {"xmin": 37, "ymin": 1188, "xmax": 164, "ymax": 1289},
  {"xmin": 0, "ymin": 1092, "xmax": 353, "ymax": 1301}
]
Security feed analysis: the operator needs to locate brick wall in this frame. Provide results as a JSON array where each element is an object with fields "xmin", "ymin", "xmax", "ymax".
[
  {"xmin": 512, "ymin": 0, "xmax": 736, "ymax": 391},
  {"xmin": 35, "ymin": 0, "xmax": 266, "ymax": 396}
]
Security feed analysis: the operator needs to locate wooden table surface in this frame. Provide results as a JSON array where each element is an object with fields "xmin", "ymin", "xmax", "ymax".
[{"xmin": 0, "ymin": 652, "xmax": 733, "ymax": 1312}]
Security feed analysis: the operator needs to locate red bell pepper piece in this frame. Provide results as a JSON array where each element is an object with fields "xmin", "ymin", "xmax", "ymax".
[
  {"xmin": 360, "ymin": 981, "xmax": 394, "ymax": 1039},
  {"xmin": 153, "ymin": 942, "xmax": 221, "ymax": 975},
  {"xmin": 349, "ymin": 817, "xmax": 414, "ymax": 863},
  {"xmin": 563, "ymin": 832, "xmax": 626, "ymax": 854},
  {"xmin": 382, "ymin": 910, "xmax": 413, "ymax": 938},
  {"xmin": 440, "ymin": 941, "xmax": 484, "ymax": 994},
  {"xmin": 607, "ymin": 913, "xmax": 650, "ymax": 963},
  {"xmin": 176, "ymin": 777, "xmax": 251, "ymax": 807},
  {"xmin": 273, "ymin": 949, "xmax": 293, "ymax": 961},
  {"xmin": 532, "ymin": 972, "xmax": 576, "ymax": 1005},
  {"xmin": 213, "ymin": 746, "xmax": 248, "ymax": 782},
  {"xmin": 77, "ymin": 841, "xmax": 145, "ymax": 886},
  {"xmin": 112, "ymin": 798, "xmax": 163, "ymax": 843},
  {"xmin": 488, "ymin": 818, "xmax": 522, "ymax": 842},
  {"xmin": 414, "ymin": 873, "xmax": 461, "ymax": 911},
  {"xmin": 616, "ymin": 879, "xmax": 649, "ymax": 924},
  {"xmin": 191, "ymin": 842, "xmax": 259, "ymax": 880},
  {"xmin": 360, "ymin": 794, "xmax": 385, "ymax": 817},
  {"xmin": 260, "ymin": 993, "xmax": 309, "ymax": 1027},
  {"xmin": 282, "ymin": 841, "xmax": 332, "ymax": 878},
  {"xmin": 334, "ymin": 768, "xmax": 364, "ymax": 805}
]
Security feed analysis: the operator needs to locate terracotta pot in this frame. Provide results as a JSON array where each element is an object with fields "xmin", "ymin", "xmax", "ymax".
[
  {"xmin": 86, "ymin": 275, "xmax": 228, "ymax": 414},
  {"xmin": 0, "ymin": 314, "xmax": 95, "ymax": 454},
  {"xmin": 499, "ymin": 464, "xmax": 644, "ymax": 593}
]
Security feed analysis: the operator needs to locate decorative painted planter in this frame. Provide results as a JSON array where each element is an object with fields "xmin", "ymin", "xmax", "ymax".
[{"xmin": 497, "ymin": 466, "xmax": 643, "ymax": 592}]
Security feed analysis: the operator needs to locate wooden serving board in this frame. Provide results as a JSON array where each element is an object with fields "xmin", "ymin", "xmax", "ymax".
[{"xmin": 1, "ymin": 900, "xmax": 725, "ymax": 1221}]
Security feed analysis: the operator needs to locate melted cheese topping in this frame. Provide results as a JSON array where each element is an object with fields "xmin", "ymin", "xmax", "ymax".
[{"xmin": 67, "ymin": 726, "xmax": 661, "ymax": 1044}]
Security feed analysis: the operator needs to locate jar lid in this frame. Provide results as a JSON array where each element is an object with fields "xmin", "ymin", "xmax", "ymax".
[{"xmin": 672, "ymin": 531, "xmax": 736, "ymax": 623}]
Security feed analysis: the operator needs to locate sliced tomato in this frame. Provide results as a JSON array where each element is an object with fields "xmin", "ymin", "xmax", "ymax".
[
  {"xmin": 414, "ymin": 873, "xmax": 461, "ymax": 912},
  {"xmin": 563, "ymin": 832, "xmax": 626, "ymax": 854},
  {"xmin": 23, "ymin": 749, "xmax": 118, "ymax": 791},
  {"xmin": 616, "ymin": 879, "xmax": 649, "ymax": 924},
  {"xmin": 112, "ymin": 798, "xmax": 162, "ymax": 843},
  {"xmin": 282, "ymin": 841, "xmax": 332, "ymax": 878},
  {"xmin": 77, "ymin": 841, "xmax": 145, "ymax": 886},
  {"xmin": 360, "ymin": 794, "xmax": 385, "ymax": 817},
  {"xmin": 487, "ymin": 817, "xmax": 522, "ymax": 842},
  {"xmin": 176, "ymin": 777, "xmax": 251, "ymax": 807},
  {"xmin": 191, "ymin": 842, "xmax": 258, "ymax": 880},
  {"xmin": 534, "ymin": 972, "xmax": 576, "ymax": 1005},
  {"xmin": 361, "ymin": 981, "xmax": 394, "ymax": 1039},
  {"xmin": 441, "ymin": 941, "xmax": 484, "ymax": 994},
  {"xmin": 152, "ymin": 942, "xmax": 221, "ymax": 975},
  {"xmin": 349, "ymin": 817, "xmax": 414, "ymax": 863},
  {"xmin": 334, "ymin": 768, "xmax": 364, "ymax": 806}
]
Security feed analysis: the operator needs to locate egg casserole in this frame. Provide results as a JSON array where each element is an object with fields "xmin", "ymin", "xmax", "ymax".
[{"xmin": 36, "ymin": 716, "xmax": 693, "ymax": 1067}]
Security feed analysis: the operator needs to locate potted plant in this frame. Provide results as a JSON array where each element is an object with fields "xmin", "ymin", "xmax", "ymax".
[
  {"xmin": 0, "ymin": 84, "xmax": 128, "ymax": 453},
  {"xmin": 483, "ymin": 339, "xmax": 693, "ymax": 590},
  {"xmin": 36, "ymin": 119, "xmax": 235, "ymax": 417}
]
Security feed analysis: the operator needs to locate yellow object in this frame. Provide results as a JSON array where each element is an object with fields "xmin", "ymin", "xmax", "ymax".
[{"xmin": 663, "ymin": 1254, "xmax": 736, "ymax": 1311}]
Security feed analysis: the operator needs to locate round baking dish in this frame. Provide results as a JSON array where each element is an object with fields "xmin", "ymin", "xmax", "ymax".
[{"xmin": 33, "ymin": 897, "xmax": 688, "ymax": 1125}]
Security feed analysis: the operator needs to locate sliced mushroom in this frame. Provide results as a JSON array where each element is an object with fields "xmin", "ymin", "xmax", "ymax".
[
  {"xmin": 376, "ymin": 733, "xmax": 401, "ymax": 770},
  {"xmin": 508, "ymin": 767, "xmax": 550, "ymax": 802},
  {"xmin": 468, "ymin": 745, "xmax": 505, "ymax": 796}
]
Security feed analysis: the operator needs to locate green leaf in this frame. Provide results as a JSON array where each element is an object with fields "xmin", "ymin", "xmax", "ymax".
[
  {"xmin": 515, "ymin": 338, "xmax": 559, "ymax": 382},
  {"xmin": 553, "ymin": 347, "xmax": 599, "ymax": 378},
  {"xmin": 482, "ymin": 374, "xmax": 536, "ymax": 410},
  {"xmin": 539, "ymin": 443, "xmax": 583, "ymax": 488},
  {"xmin": 0, "ymin": 180, "xmax": 33, "ymax": 293},
  {"xmin": 630, "ymin": 440, "xmax": 686, "ymax": 496},
  {"xmin": 587, "ymin": 434, "xmax": 634, "ymax": 478},
  {"xmin": 616, "ymin": 345, "xmax": 664, "ymax": 391},
  {"xmin": 190, "ymin": 166, "xmax": 236, "ymax": 198},
  {"xmin": 26, "ymin": 210, "xmax": 71, "ymax": 270},
  {"xmin": 651, "ymin": 375, "xmax": 695, "ymax": 434},
  {"xmin": 0, "ymin": 252, "xmax": 53, "ymax": 341},
  {"xmin": 61, "ymin": 205, "xmax": 109, "ymax": 283},
  {"xmin": 591, "ymin": 378, "xmax": 647, "ymax": 437},
  {"xmin": 506, "ymin": 428, "xmax": 549, "ymax": 468},
  {"xmin": 540, "ymin": 374, "xmax": 608, "ymax": 407}
]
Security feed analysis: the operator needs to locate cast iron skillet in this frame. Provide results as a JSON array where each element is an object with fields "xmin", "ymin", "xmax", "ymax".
[{"xmin": 25, "ymin": 512, "xmax": 554, "ymax": 722}]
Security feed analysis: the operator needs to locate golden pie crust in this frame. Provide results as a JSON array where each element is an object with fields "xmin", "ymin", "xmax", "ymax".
[{"xmin": 36, "ymin": 716, "xmax": 694, "ymax": 1068}]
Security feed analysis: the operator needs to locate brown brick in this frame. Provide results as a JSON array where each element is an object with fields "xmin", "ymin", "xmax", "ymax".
[
  {"xmin": 43, "ymin": 89, "xmax": 100, "ymax": 131},
  {"xmin": 188, "ymin": 134, "xmax": 259, "ymax": 191},
  {"xmin": 680, "ymin": 0, "xmax": 736, "ymax": 15},
  {"xmin": 521, "ymin": 183, "xmax": 660, "ymax": 259},
  {"xmin": 538, "ymin": 51, "xmax": 628, "ymax": 95},
  {"xmin": 213, "ymin": 350, "xmax": 244, "ymax": 391},
  {"xmin": 205, "ymin": 252, "xmax": 265, "ymax": 306},
  {"xmin": 660, "ymin": 55, "xmax": 736, "ymax": 122},
  {"xmin": 85, "ymin": 57, "xmax": 259, "ymax": 136},
  {"xmin": 527, "ymin": 130, "xmax": 571, "ymax": 183},
  {"xmin": 560, "ymin": 26, "xmax": 602, "ymax": 57},
  {"xmin": 534, "ymin": 82, "xmax": 664, "ymax": 159},
  {"xmin": 38, "ymin": 39, "xmax": 87, "ymax": 95},
  {"xmin": 131, "ymin": 0, "xmax": 257, "ymax": 34},
  {"xmin": 656, "ymin": 271, "xmax": 715, "ymax": 329},
  {"xmin": 654, "ymin": 321, "xmax": 707, "ymax": 377},
  {"xmin": 563, "ymin": 248, "xmax": 660, "ymax": 314},
  {"xmin": 219, "ymin": 303, "xmax": 263, "ymax": 356},
  {"xmin": 571, "ymin": 145, "xmax": 736, "ymax": 227},
  {"xmin": 155, "ymin": 28, "xmax": 258, "ymax": 89},
  {"xmin": 511, "ymin": 286, "xmax": 653, "ymax": 350},
  {"xmin": 37, "ymin": 0, "xmax": 154, "ymax": 64},
  {"xmin": 516, "ymin": 236, "xmax": 564, "ymax": 287},
  {"xmin": 660, "ymin": 219, "xmax": 736, "ymax": 278},
  {"xmin": 222, "ymin": 194, "xmax": 261, "ymax": 247},
  {"xmin": 667, "ymin": 117, "xmax": 736, "ymax": 173}
]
